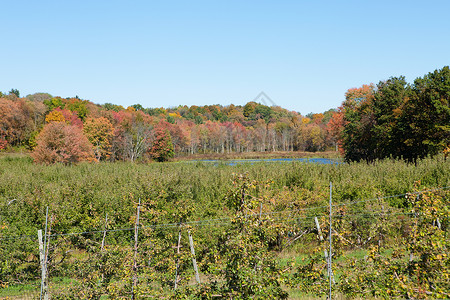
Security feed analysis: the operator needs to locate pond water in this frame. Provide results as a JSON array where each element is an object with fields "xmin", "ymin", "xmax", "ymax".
[{"xmin": 190, "ymin": 157, "xmax": 341, "ymax": 166}]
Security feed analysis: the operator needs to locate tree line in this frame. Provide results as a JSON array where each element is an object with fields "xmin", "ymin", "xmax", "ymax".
[
  {"xmin": 0, "ymin": 65, "xmax": 448, "ymax": 163},
  {"xmin": 0, "ymin": 91, "xmax": 335, "ymax": 163},
  {"xmin": 329, "ymin": 66, "xmax": 450, "ymax": 162}
]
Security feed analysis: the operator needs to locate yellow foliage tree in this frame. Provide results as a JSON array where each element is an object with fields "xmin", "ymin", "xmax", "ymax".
[
  {"xmin": 45, "ymin": 110, "xmax": 65, "ymax": 123},
  {"xmin": 83, "ymin": 117, "xmax": 114, "ymax": 161}
]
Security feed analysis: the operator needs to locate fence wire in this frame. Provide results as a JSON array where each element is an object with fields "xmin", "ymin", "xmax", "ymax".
[{"xmin": 0, "ymin": 186, "xmax": 449, "ymax": 298}]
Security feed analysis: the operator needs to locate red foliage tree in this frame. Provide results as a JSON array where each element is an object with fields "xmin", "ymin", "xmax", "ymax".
[
  {"xmin": 150, "ymin": 124, "xmax": 174, "ymax": 162},
  {"xmin": 31, "ymin": 122, "xmax": 93, "ymax": 164},
  {"xmin": 59, "ymin": 108, "xmax": 83, "ymax": 128},
  {"xmin": 0, "ymin": 139, "xmax": 7, "ymax": 151}
]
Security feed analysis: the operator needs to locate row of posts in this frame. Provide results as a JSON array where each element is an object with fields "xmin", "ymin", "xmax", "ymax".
[
  {"xmin": 37, "ymin": 199, "xmax": 202, "ymax": 300},
  {"xmin": 37, "ymin": 182, "xmax": 335, "ymax": 300}
]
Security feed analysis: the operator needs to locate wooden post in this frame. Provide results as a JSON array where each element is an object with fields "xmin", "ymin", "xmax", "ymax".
[
  {"xmin": 43, "ymin": 207, "xmax": 48, "ymax": 275},
  {"xmin": 40, "ymin": 206, "xmax": 49, "ymax": 300},
  {"xmin": 101, "ymin": 212, "xmax": 108, "ymax": 252},
  {"xmin": 44, "ymin": 215, "xmax": 52, "ymax": 284},
  {"xmin": 38, "ymin": 230, "xmax": 49, "ymax": 300},
  {"xmin": 174, "ymin": 225, "xmax": 182, "ymax": 289},
  {"xmin": 132, "ymin": 199, "xmax": 141, "ymax": 299},
  {"xmin": 188, "ymin": 230, "xmax": 200, "ymax": 284}
]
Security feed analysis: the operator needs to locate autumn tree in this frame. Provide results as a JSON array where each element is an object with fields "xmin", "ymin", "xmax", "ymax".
[
  {"xmin": 45, "ymin": 109, "xmax": 66, "ymax": 123},
  {"xmin": 60, "ymin": 108, "xmax": 83, "ymax": 128},
  {"xmin": 341, "ymin": 84, "xmax": 376, "ymax": 161},
  {"xmin": 150, "ymin": 125, "xmax": 174, "ymax": 162},
  {"xmin": 327, "ymin": 109, "xmax": 344, "ymax": 153},
  {"xmin": 0, "ymin": 98, "xmax": 35, "ymax": 147},
  {"xmin": 25, "ymin": 92, "xmax": 52, "ymax": 102},
  {"xmin": 0, "ymin": 139, "xmax": 7, "ymax": 151},
  {"xmin": 111, "ymin": 110, "xmax": 154, "ymax": 161},
  {"xmin": 31, "ymin": 122, "xmax": 93, "ymax": 164},
  {"xmin": 83, "ymin": 117, "xmax": 114, "ymax": 161},
  {"xmin": 297, "ymin": 123, "xmax": 326, "ymax": 152}
]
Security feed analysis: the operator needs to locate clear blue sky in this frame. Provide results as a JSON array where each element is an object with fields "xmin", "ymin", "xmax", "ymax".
[{"xmin": 2, "ymin": 0, "xmax": 449, "ymax": 114}]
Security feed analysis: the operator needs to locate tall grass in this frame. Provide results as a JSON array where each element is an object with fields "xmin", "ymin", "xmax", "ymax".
[{"xmin": 1, "ymin": 155, "xmax": 449, "ymax": 234}]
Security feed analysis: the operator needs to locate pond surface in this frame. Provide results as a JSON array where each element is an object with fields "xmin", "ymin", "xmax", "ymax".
[{"xmin": 190, "ymin": 157, "xmax": 341, "ymax": 165}]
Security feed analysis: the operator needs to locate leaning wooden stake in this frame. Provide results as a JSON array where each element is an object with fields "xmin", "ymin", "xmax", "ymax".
[
  {"xmin": 174, "ymin": 225, "xmax": 182, "ymax": 289},
  {"xmin": 188, "ymin": 230, "xmax": 201, "ymax": 284},
  {"xmin": 101, "ymin": 212, "xmax": 108, "ymax": 252},
  {"xmin": 132, "ymin": 199, "xmax": 141, "ymax": 299}
]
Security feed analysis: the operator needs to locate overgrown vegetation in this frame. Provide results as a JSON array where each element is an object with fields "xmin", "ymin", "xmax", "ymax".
[{"xmin": 0, "ymin": 155, "xmax": 449, "ymax": 298}]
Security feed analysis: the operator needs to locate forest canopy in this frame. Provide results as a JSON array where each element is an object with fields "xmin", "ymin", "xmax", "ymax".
[{"xmin": 0, "ymin": 66, "xmax": 448, "ymax": 163}]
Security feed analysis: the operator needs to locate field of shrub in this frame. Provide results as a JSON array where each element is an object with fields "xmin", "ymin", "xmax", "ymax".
[{"xmin": 0, "ymin": 155, "xmax": 449, "ymax": 298}]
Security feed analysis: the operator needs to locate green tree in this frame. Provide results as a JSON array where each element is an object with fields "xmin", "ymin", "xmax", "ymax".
[
  {"xmin": 9, "ymin": 88, "xmax": 20, "ymax": 98},
  {"xmin": 194, "ymin": 115, "xmax": 204, "ymax": 125},
  {"xmin": 44, "ymin": 97, "xmax": 65, "ymax": 111},
  {"xmin": 67, "ymin": 98, "xmax": 88, "ymax": 120},
  {"xmin": 243, "ymin": 101, "xmax": 257, "ymax": 118},
  {"xmin": 131, "ymin": 103, "xmax": 144, "ymax": 111},
  {"xmin": 401, "ymin": 66, "xmax": 450, "ymax": 160},
  {"xmin": 166, "ymin": 114, "xmax": 176, "ymax": 124},
  {"xmin": 340, "ymin": 67, "xmax": 450, "ymax": 162},
  {"xmin": 254, "ymin": 104, "xmax": 273, "ymax": 124},
  {"xmin": 372, "ymin": 76, "xmax": 411, "ymax": 159},
  {"xmin": 102, "ymin": 103, "xmax": 123, "ymax": 112}
]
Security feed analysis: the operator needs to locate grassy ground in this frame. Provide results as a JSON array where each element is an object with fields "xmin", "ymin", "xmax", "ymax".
[
  {"xmin": 0, "ymin": 149, "xmax": 340, "ymax": 162},
  {"xmin": 0, "ymin": 282, "xmax": 39, "ymax": 299}
]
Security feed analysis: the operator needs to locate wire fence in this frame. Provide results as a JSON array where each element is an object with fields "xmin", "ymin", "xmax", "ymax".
[{"xmin": 0, "ymin": 186, "xmax": 449, "ymax": 299}]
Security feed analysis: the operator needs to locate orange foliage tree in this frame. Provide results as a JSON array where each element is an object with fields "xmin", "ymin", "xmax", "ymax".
[
  {"xmin": 83, "ymin": 117, "xmax": 114, "ymax": 161},
  {"xmin": 327, "ymin": 109, "xmax": 345, "ymax": 153},
  {"xmin": 0, "ymin": 98, "xmax": 35, "ymax": 146},
  {"xmin": 31, "ymin": 122, "xmax": 93, "ymax": 164}
]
